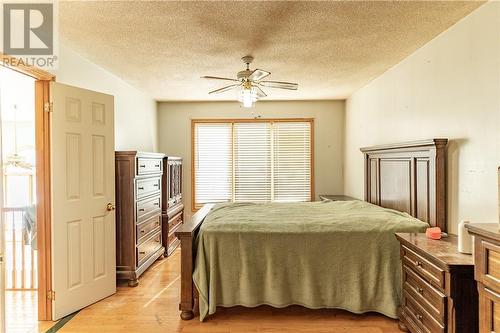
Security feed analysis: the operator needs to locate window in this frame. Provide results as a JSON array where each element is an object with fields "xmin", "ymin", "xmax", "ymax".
[
  {"xmin": 234, "ymin": 122, "xmax": 272, "ymax": 202},
  {"xmin": 273, "ymin": 121, "xmax": 312, "ymax": 202},
  {"xmin": 193, "ymin": 123, "xmax": 232, "ymax": 205},
  {"xmin": 192, "ymin": 119, "xmax": 313, "ymax": 209}
]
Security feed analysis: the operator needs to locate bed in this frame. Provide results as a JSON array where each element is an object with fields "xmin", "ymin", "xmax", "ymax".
[{"xmin": 175, "ymin": 139, "xmax": 448, "ymax": 321}]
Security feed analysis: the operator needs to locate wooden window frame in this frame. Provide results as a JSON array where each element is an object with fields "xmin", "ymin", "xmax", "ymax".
[
  {"xmin": 191, "ymin": 118, "xmax": 315, "ymax": 212},
  {"xmin": 2, "ymin": 52, "xmax": 55, "ymax": 321}
]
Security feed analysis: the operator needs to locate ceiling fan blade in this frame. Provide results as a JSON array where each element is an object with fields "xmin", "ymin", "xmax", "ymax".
[
  {"xmin": 253, "ymin": 85, "xmax": 267, "ymax": 98},
  {"xmin": 202, "ymin": 75, "xmax": 239, "ymax": 82},
  {"xmin": 208, "ymin": 84, "xmax": 241, "ymax": 94},
  {"xmin": 247, "ymin": 69, "xmax": 270, "ymax": 82},
  {"xmin": 259, "ymin": 80, "xmax": 298, "ymax": 90}
]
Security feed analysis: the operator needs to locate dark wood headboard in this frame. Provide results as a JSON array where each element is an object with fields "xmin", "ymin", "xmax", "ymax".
[{"xmin": 360, "ymin": 139, "xmax": 448, "ymax": 231}]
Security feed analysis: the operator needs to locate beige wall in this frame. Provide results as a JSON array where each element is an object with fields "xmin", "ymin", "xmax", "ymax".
[
  {"xmin": 344, "ymin": 1, "xmax": 500, "ymax": 234},
  {"xmin": 51, "ymin": 45, "xmax": 158, "ymax": 151},
  {"xmin": 158, "ymin": 100, "xmax": 345, "ymax": 217}
]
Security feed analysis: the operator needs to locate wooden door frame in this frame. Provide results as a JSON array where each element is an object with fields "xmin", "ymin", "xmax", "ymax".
[
  {"xmin": 1, "ymin": 53, "xmax": 55, "ymax": 321},
  {"xmin": 35, "ymin": 80, "xmax": 53, "ymax": 321}
]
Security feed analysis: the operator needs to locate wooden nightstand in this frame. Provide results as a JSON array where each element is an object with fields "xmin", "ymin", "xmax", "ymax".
[
  {"xmin": 395, "ymin": 233, "xmax": 478, "ymax": 333},
  {"xmin": 318, "ymin": 194, "xmax": 357, "ymax": 201}
]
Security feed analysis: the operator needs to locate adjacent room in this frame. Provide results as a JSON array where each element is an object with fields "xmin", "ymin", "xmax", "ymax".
[
  {"xmin": 0, "ymin": 1, "xmax": 499, "ymax": 333},
  {"xmin": 0, "ymin": 67, "xmax": 39, "ymax": 333}
]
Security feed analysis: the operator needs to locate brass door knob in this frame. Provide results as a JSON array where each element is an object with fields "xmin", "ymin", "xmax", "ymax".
[{"xmin": 106, "ymin": 203, "xmax": 116, "ymax": 211}]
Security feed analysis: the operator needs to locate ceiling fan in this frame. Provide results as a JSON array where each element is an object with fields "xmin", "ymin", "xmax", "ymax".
[
  {"xmin": 3, "ymin": 104, "xmax": 34, "ymax": 171},
  {"xmin": 202, "ymin": 56, "xmax": 298, "ymax": 108}
]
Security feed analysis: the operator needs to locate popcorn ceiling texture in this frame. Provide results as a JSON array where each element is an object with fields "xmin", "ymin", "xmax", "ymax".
[{"xmin": 59, "ymin": 1, "xmax": 484, "ymax": 101}]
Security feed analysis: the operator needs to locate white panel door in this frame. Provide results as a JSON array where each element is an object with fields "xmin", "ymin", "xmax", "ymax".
[{"xmin": 50, "ymin": 82, "xmax": 115, "ymax": 320}]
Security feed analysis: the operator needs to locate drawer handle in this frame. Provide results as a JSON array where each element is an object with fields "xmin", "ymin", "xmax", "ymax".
[
  {"xmin": 415, "ymin": 260, "xmax": 422, "ymax": 267},
  {"xmin": 139, "ymin": 251, "xmax": 146, "ymax": 255},
  {"xmin": 139, "ymin": 208, "xmax": 145, "ymax": 212},
  {"xmin": 153, "ymin": 184, "xmax": 159, "ymax": 187},
  {"xmin": 154, "ymin": 203, "xmax": 159, "ymax": 206},
  {"xmin": 138, "ymin": 186, "xmax": 144, "ymax": 190},
  {"xmin": 140, "ymin": 230, "xmax": 145, "ymax": 233},
  {"xmin": 416, "ymin": 287, "xmax": 424, "ymax": 294},
  {"xmin": 155, "ymin": 164, "xmax": 160, "ymax": 167},
  {"xmin": 139, "ymin": 165, "xmax": 146, "ymax": 168}
]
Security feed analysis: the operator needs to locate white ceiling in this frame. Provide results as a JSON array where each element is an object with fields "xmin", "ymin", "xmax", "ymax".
[{"xmin": 59, "ymin": 1, "xmax": 484, "ymax": 101}]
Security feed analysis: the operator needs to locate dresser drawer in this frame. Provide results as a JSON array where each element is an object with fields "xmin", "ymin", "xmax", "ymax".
[
  {"xmin": 403, "ymin": 265, "xmax": 446, "ymax": 322},
  {"xmin": 402, "ymin": 245, "xmax": 445, "ymax": 290},
  {"xmin": 137, "ymin": 158, "xmax": 162, "ymax": 175},
  {"xmin": 137, "ymin": 232, "xmax": 162, "ymax": 267},
  {"xmin": 478, "ymin": 284, "xmax": 500, "ymax": 333},
  {"xmin": 136, "ymin": 195, "xmax": 161, "ymax": 222},
  {"xmin": 167, "ymin": 195, "xmax": 182, "ymax": 210},
  {"xmin": 168, "ymin": 211, "xmax": 183, "ymax": 235},
  {"xmin": 476, "ymin": 239, "xmax": 500, "ymax": 292},
  {"xmin": 136, "ymin": 177, "xmax": 161, "ymax": 199},
  {"xmin": 403, "ymin": 290, "xmax": 445, "ymax": 333},
  {"xmin": 136, "ymin": 215, "xmax": 161, "ymax": 244}
]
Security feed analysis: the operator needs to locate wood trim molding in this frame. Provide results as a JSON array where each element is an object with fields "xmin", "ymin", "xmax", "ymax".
[
  {"xmin": 190, "ymin": 120, "xmax": 196, "ymax": 212},
  {"xmin": 35, "ymin": 80, "xmax": 52, "ymax": 321},
  {"xmin": 190, "ymin": 118, "xmax": 315, "ymax": 211},
  {"xmin": 1, "ymin": 53, "xmax": 55, "ymax": 81},
  {"xmin": 310, "ymin": 119, "xmax": 315, "ymax": 201},
  {"xmin": 360, "ymin": 138, "xmax": 448, "ymax": 153},
  {"xmin": 191, "ymin": 118, "xmax": 314, "ymax": 124}
]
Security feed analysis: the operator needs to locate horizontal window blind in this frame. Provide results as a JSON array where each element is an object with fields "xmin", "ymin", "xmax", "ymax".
[
  {"xmin": 273, "ymin": 122, "xmax": 311, "ymax": 202},
  {"xmin": 194, "ymin": 123, "xmax": 232, "ymax": 205},
  {"xmin": 193, "ymin": 120, "xmax": 312, "ymax": 208},
  {"xmin": 234, "ymin": 122, "xmax": 272, "ymax": 202}
]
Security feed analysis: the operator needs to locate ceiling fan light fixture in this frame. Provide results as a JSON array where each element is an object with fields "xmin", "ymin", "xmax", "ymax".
[{"xmin": 239, "ymin": 87, "xmax": 257, "ymax": 108}]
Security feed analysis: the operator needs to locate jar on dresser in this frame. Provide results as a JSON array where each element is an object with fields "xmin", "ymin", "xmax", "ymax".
[{"xmin": 115, "ymin": 151, "xmax": 165, "ymax": 287}]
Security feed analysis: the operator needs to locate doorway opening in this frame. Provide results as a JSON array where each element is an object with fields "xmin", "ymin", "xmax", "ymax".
[
  {"xmin": 0, "ymin": 65, "xmax": 40, "ymax": 332},
  {"xmin": 0, "ymin": 60, "xmax": 54, "ymax": 330}
]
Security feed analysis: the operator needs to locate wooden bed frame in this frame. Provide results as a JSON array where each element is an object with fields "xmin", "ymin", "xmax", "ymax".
[
  {"xmin": 361, "ymin": 138, "xmax": 448, "ymax": 231},
  {"xmin": 175, "ymin": 138, "xmax": 448, "ymax": 320}
]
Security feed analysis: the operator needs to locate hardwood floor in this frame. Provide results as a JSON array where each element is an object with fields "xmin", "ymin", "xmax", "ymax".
[
  {"xmin": 6, "ymin": 290, "xmax": 54, "ymax": 333},
  {"xmin": 56, "ymin": 249, "xmax": 400, "ymax": 333}
]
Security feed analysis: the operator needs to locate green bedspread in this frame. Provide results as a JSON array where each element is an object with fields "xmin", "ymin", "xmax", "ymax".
[{"xmin": 193, "ymin": 200, "xmax": 428, "ymax": 321}]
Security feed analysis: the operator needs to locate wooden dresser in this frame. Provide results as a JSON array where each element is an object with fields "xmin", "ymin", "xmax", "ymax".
[
  {"xmin": 395, "ymin": 233, "xmax": 478, "ymax": 333},
  {"xmin": 161, "ymin": 156, "xmax": 183, "ymax": 256},
  {"xmin": 115, "ymin": 151, "xmax": 165, "ymax": 286},
  {"xmin": 466, "ymin": 223, "xmax": 500, "ymax": 333}
]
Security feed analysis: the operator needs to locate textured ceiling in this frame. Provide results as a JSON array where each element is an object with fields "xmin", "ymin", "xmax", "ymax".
[{"xmin": 59, "ymin": 1, "xmax": 484, "ymax": 101}]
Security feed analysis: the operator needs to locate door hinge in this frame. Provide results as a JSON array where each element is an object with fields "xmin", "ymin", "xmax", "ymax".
[
  {"xmin": 44, "ymin": 102, "xmax": 53, "ymax": 113},
  {"xmin": 47, "ymin": 290, "xmax": 56, "ymax": 300}
]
